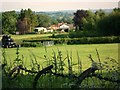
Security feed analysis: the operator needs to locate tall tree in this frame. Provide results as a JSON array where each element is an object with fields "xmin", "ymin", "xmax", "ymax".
[
  {"xmin": 95, "ymin": 9, "xmax": 106, "ymax": 19},
  {"xmin": 2, "ymin": 11, "xmax": 17, "ymax": 34},
  {"xmin": 82, "ymin": 10, "xmax": 96, "ymax": 31},
  {"xmin": 73, "ymin": 10, "xmax": 88, "ymax": 30},
  {"xmin": 97, "ymin": 13, "xmax": 120, "ymax": 36},
  {"xmin": 17, "ymin": 8, "xmax": 38, "ymax": 34}
]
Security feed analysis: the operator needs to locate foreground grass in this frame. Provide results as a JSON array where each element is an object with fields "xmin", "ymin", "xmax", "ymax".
[
  {"xmin": 2, "ymin": 43, "xmax": 120, "ymax": 88},
  {"xmin": 2, "ymin": 43, "xmax": 118, "ymax": 71}
]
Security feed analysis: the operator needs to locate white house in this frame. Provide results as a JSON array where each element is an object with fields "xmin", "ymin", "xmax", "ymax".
[
  {"xmin": 59, "ymin": 24, "xmax": 70, "ymax": 29},
  {"xmin": 34, "ymin": 27, "xmax": 47, "ymax": 33},
  {"xmin": 47, "ymin": 29, "xmax": 53, "ymax": 32},
  {"xmin": 59, "ymin": 24, "xmax": 70, "ymax": 32}
]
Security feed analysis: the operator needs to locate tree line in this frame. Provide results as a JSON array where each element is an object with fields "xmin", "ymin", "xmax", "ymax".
[
  {"xmin": 2, "ymin": 9, "xmax": 56, "ymax": 34},
  {"xmin": 73, "ymin": 8, "xmax": 120, "ymax": 36},
  {"xmin": 2, "ymin": 8, "xmax": 120, "ymax": 36}
]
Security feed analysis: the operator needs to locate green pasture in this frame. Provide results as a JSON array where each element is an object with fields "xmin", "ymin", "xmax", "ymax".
[
  {"xmin": 2, "ymin": 43, "xmax": 119, "ymax": 71},
  {"xmin": 11, "ymin": 34, "xmax": 52, "ymax": 41},
  {"xmin": 11, "ymin": 33, "xmax": 68, "ymax": 40}
]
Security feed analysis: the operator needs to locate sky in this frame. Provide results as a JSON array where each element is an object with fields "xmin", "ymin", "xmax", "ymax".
[{"xmin": 0, "ymin": 0, "xmax": 120, "ymax": 12}]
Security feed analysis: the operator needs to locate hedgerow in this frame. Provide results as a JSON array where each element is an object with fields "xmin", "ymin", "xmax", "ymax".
[{"xmin": 21, "ymin": 36, "xmax": 120, "ymax": 47}]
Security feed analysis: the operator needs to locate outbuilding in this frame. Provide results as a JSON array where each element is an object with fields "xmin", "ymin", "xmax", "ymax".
[
  {"xmin": 59, "ymin": 24, "xmax": 70, "ymax": 32},
  {"xmin": 34, "ymin": 27, "xmax": 47, "ymax": 33}
]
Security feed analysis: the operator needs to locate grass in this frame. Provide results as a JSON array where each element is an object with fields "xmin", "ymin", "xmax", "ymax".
[
  {"xmin": 2, "ymin": 43, "xmax": 120, "ymax": 88},
  {"xmin": 9, "ymin": 33, "xmax": 68, "ymax": 40},
  {"xmin": 2, "ymin": 43, "xmax": 118, "ymax": 71},
  {"xmin": 11, "ymin": 34, "xmax": 52, "ymax": 40}
]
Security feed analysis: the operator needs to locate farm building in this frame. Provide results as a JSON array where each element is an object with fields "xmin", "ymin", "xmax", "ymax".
[
  {"xmin": 59, "ymin": 24, "xmax": 70, "ymax": 32},
  {"xmin": 34, "ymin": 27, "xmax": 47, "ymax": 33}
]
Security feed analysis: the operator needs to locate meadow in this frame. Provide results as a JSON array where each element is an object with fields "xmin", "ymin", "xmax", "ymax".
[
  {"xmin": 2, "ymin": 43, "xmax": 120, "ymax": 88},
  {"xmin": 1, "ymin": 34, "xmax": 119, "ymax": 88},
  {"xmin": 2, "ymin": 43, "xmax": 118, "ymax": 71}
]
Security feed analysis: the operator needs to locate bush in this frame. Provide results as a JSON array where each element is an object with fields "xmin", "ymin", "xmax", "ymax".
[
  {"xmin": 50, "ymin": 33, "xmax": 69, "ymax": 38},
  {"xmin": 21, "ymin": 42, "xmax": 42, "ymax": 47}
]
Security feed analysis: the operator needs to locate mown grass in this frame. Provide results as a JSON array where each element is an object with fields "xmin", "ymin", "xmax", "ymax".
[{"xmin": 2, "ymin": 43, "xmax": 118, "ymax": 71}]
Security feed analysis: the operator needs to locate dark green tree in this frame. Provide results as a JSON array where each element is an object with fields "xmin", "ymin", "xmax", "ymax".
[
  {"xmin": 2, "ymin": 11, "xmax": 18, "ymax": 34},
  {"xmin": 73, "ymin": 10, "xmax": 88, "ymax": 31},
  {"xmin": 95, "ymin": 9, "xmax": 106, "ymax": 19},
  {"xmin": 97, "ymin": 13, "xmax": 120, "ymax": 36}
]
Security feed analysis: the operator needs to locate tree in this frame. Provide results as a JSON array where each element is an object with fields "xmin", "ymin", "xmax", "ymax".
[
  {"xmin": 112, "ymin": 8, "xmax": 120, "ymax": 15},
  {"xmin": 2, "ymin": 11, "xmax": 18, "ymax": 34},
  {"xmin": 17, "ymin": 8, "xmax": 38, "ymax": 34},
  {"xmin": 16, "ymin": 18, "xmax": 27, "ymax": 34},
  {"xmin": 82, "ymin": 10, "xmax": 96, "ymax": 31},
  {"xmin": 37, "ymin": 14, "xmax": 51, "ymax": 27},
  {"xmin": 97, "ymin": 13, "xmax": 120, "ymax": 36},
  {"xmin": 61, "ymin": 16, "xmax": 73, "ymax": 24},
  {"xmin": 73, "ymin": 10, "xmax": 88, "ymax": 31},
  {"xmin": 51, "ymin": 18, "xmax": 58, "ymax": 25}
]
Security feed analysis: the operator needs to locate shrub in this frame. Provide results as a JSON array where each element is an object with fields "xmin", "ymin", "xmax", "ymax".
[{"xmin": 21, "ymin": 42, "xmax": 42, "ymax": 47}]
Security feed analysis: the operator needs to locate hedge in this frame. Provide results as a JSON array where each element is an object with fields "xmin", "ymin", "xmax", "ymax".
[
  {"xmin": 21, "ymin": 36, "xmax": 120, "ymax": 47},
  {"xmin": 21, "ymin": 42, "xmax": 42, "ymax": 47}
]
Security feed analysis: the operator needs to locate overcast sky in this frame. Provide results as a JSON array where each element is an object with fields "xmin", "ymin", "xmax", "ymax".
[{"xmin": 0, "ymin": 0, "xmax": 119, "ymax": 12}]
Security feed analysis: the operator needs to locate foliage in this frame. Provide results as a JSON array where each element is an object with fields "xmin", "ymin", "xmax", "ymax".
[
  {"xmin": 2, "ymin": 46, "xmax": 120, "ymax": 88},
  {"xmin": 2, "ymin": 11, "xmax": 18, "ymax": 34},
  {"xmin": 2, "ymin": 8, "xmax": 120, "ymax": 37},
  {"xmin": 17, "ymin": 8, "xmax": 38, "ymax": 34},
  {"xmin": 37, "ymin": 14, "xmax": 51, "ymax": 27},
  {"xmin": 97, "ymin": 10, "xmax": 120, "ymax": 36},
  {"xmin": 69, "ymin": 30, "xmax": 100, "ymax": 37},
  {"xmin": 82, "ymin": 10, "xmax": 96, "ymax": 31},
  {"xmin": 21, "ymin": 42, "xmax": 42, "ymax": 47},
  {"xmin": 73, "ymin": 10, "xmax": 88, "ymax": 30},
  {"xmin": 72, "ymin": 8, "xmax": 120, "ymax": 37}
]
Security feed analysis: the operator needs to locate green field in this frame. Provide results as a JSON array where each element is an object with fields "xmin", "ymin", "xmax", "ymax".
[
  {"xmin": 2, "ymin": 43, "xmax": 118, "ymax": 71},
  {"xmin": 11, "ymin": 34, "xmax": 52, "ymax": 40}
]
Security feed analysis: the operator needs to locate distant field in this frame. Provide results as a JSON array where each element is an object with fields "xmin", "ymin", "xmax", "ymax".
[
  {"xmin": 2, "ymin": 43, "xmax": 118, "ymax": 71},
  {"xmin": 11, "ymin": 34, "xmax": 52, "ymax": 40},
  {"xmin": 0, "ymin": 34, "xmax": 51, "ymax": 40}
]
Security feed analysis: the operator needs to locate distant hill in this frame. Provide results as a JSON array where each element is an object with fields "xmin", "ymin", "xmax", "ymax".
[
  {"xmin": 35, "ymin": 9, "xmax": 112, "ymax": 16},
  {"xmin": 14, "ymin": 9, "xmax": 113, "ymax": 23},
  {"xmin": 92, "ymin": 9, "xmax": 113, "ymax": 13}
]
